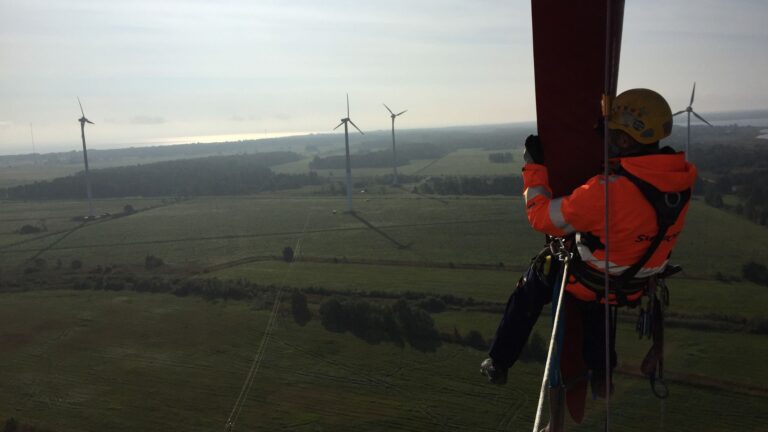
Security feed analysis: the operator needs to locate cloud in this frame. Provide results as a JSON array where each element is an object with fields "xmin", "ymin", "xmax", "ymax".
[
  {"xmin": 130, "ymin": 116, "xmax": 165, "ymax": 125},
  {"xmin": 230, "ymin": 114, "xmax": 246, "ymax": 122},
  {"xmin": 0, "ymin": 121, "xmax": 12, "ymax": 129}
]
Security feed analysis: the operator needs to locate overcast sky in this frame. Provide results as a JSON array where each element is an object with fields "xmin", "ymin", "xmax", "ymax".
[{"xmin": 1, "ymin": 0, "xmax": 766, "ymax": 154}]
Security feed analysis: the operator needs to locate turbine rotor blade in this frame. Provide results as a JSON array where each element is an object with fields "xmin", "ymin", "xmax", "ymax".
[
  {"xmin": 333, "ymin": 121, "xmax": 344, "ymax": 131},
  {"xmin": 348, "ymin": 119, "xmax": 364, "ymax": 135},
  {"xmin": 383, "ymin": 103, "xmax": 395, "ymax": 116},
  {"xmin": 77, "ymin": 97, "xmax": 85, "ymax": 117},
  {"xmin": 396, "ymin": 110, "xmax": 407, "ymax": 116},
  {"xmin": 85, "ymin": 119, "xmax": 95, "ymax": 125},
  {"xmin": 672, "ymin": 110, "xmax": 686, "ymax": 117},
  {"xmin": 692, "ymin": 111, "xmax": 713, "ymax": 127},
  {"xmin": 346, "ymin": 93, "xmax": 350, "ymax": 119},
  {"xmin": 690, "ymin": 82, "xmax": 696, "ymax": 106}
]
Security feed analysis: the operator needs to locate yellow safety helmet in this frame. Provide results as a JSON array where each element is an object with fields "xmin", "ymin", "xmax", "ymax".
[{"xmin": 607, "ymin": 88, "xmax": 673, "ymax": 144}]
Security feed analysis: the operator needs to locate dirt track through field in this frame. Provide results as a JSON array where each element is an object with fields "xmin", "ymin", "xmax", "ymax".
[{"xmin": 0, "ymin": 218, "xmax": 509, "ymax": 254}]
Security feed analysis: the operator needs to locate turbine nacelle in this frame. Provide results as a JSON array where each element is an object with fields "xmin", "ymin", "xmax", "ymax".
[
  {"xmin": 383, "ymin": 103, "xmax": 407, "ymax": 120},
  {"xmin": 672, "ymin": 82, "xmax": 712, "ymax": 126},
  {"xmin": 77, "ymin": 97, "xmax": 95, "ymax": 125}
]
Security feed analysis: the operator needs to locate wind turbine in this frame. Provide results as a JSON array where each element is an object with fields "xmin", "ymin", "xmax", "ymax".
[
  {"xmin": 77, "ymin": 97, "xmax": 96, "ymax": 218},
  {"xmin": 30, "ymin": 123, "xmax": 37, "ymax": 164},
  {"xmin": 673, "ymin": 82, "xmax": 712, "ymax": 161},
  {"xmin": 333, "ymin": 94, "xmax": 364, "ymax": 213},
  {"xmin": 383, "ymin": 104, "xmax": 407, "ymax": 185}
]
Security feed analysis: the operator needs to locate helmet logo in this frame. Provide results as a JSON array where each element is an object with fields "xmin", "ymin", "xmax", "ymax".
[
  {"xmin": 663, "ymin": 120, "xmax": 672, "ymax": 135},
  {"xmin": 641, "ymin": 128, "xmax": 655, "ymax": 138},
  {"xmin": 632, "ymin": 119, "xmax": 645, "ymax": 131}
]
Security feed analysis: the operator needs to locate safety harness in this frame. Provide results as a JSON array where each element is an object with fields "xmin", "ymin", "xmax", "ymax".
[
  {"xmin": 570, "ymin": 165, "xmax": 691, "ymax": 306},
  {"xmin": 569, "ymin": 163, "xmax": 691, "ymax": 398}
]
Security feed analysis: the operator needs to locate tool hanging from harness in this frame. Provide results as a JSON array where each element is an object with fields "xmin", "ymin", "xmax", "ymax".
[{"xmin": 570, "ymin": 165, "xmax": 692, "ymax": 306}]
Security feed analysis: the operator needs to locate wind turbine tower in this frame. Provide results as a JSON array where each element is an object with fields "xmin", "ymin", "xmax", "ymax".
[
  {"xmin": 383, "ymin": 104, "xmax": 407, "ymax": 185},
  {"xmin": 672, "ymin": 82, "xmax": 712, "ymax": 161},
  {"xmin": 333, "ymin": 94, "xmax": 364, "ymax": 213},
  {"xmin": 77, "ymin": 97, "xmax": 96, "ymax": 218},
  {"xmin": 30, "ymin": 123, "xmax": 37, "ymax": 164}
]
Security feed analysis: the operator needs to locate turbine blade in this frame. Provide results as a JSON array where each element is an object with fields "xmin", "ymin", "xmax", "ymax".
[
  {"xmin": 85, "ymin": 118, "xmax": 95, "ymax": 125},
  {"xmin": 333, "ymin": 121, "xmax": 344, "ymax": 131},
  {"xmin": 690, "ymin": 82, "xmax": 696, "ymax": 106},
  {"xmin": 77, "ymin": 97, "xmax": 85, "ymax": 117},
  {"xmin": 348, "ymin": 119, "xmax": 364, "ymax": 135},
  {"xmin": 692, "ymin": 111, "xmax": 713, "ymax": 127},
  {"xmin": 672, "ymin": 110, "xmax": 686, "ymax": 117},
  {"xmin": 346, "ymin": 93, "xmax": 350, "ymax": 118},
  {"xmin": 396, "ymin": 110, "xmax": 408, "ymax": 116},
  {"xmin": 383, "ymin": 103, "xmax": 394, "ymax": 115}
]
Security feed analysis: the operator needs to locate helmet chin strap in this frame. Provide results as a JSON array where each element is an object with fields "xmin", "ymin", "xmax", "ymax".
[{"xmin": 608, "ymin": 142, "xmax": 624, "ymax": 158}]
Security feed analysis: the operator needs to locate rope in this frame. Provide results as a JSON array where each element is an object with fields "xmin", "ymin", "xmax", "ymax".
[
  {"xmin": 602, "ymin": 0, "xmax": 614, "ymax": 430},
  {"xmin": 532, "ymin": 243, "xmax": 571, "ymax": 432},
  {"xmin": 224, "ymin": 211, "xmax": 313, "ymax": 431}
]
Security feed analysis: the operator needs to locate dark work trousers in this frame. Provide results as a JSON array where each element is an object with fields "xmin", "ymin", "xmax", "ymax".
[{"xmin": 488, "ymin": 263, "xmax": 617, "ymax": 372}]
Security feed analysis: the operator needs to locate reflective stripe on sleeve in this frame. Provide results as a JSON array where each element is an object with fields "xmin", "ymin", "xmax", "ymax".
[
  {"xmin": 549, "ymin": 197, "xmax": 575, "ymax": 234},
  {"xmin": 524, "ymin": 186, "xmax": 551, "ymax": 204}
]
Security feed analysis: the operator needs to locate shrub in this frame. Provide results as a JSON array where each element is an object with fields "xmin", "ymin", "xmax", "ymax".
[
  {"xmin": 145, "ymin": 255, "xmax": 164, "ymax": 270},
  {"xmin": 417, "ymin": 296, "xmax": 446, "ymax": 313},
  {"xmin": 742, "ymin": 261, "xmax": 768, "ymax": 286},
  {"xmin": 18, "ymin": 225, "xmax": 41, "ymax": 235},
  {"xmin": 291, "ymin": 290, "xmax": 311, "ymax": 326},
  {"xmin": 282, "ymin": 246, "xmax": 295, "ymax": 263},
  {"xmin": 463, "ymin": 330, "xmax": 488, "ymax": 350},
  {"xmin": 319, "ymin": 297, "xmax": 346, "ymax": 332},
  {"xmin": 70, "ymin": 259, "xmax": 83, "ymax": 270}
]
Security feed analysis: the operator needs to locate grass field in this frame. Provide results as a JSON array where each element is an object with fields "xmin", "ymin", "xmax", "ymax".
[
  {"xmin": 1, "ymin": 290, "xmax": 767, "ymax": 432},
  {"xmin": 270, "ymin": 148, "xmax": 524, "ymax": 178},
  {"xmin": 1, "ymin": 189, "xmax": 767, "ymax": 431}
]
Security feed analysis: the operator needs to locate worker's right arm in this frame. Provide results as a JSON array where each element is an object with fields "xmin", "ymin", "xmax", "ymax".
[{"xmin": 522, "ymin": 163, "xmax": 604, "ymax": 236}]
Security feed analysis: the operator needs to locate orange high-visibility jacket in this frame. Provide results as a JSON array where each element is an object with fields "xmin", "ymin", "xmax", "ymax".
[{"xmin": 522, "ymin": 152, "xmax": 698, "ymax": 301}]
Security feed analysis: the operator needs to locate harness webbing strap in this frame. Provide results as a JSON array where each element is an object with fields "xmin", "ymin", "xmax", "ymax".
[{"xmin": 613, "ymin": 167, "xmax": 691, "ymax": 290}]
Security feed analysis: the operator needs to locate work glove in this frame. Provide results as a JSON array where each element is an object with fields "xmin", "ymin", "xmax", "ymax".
[{"xmin": 523, "ymin": 134, "xmax": 544, "ymax": 164}]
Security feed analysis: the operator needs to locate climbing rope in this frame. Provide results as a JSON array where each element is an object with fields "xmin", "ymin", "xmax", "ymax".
[
  {"xmin": 532, "ymin": 238, "xmax": 572, "ymax": 432},
  {"xmin": 602, "ymin": 0, "xmax": 614, "ymax": 429},
  {"xmin": 224, "ymin": 210, "xmax": 312, "ymax": 431}
]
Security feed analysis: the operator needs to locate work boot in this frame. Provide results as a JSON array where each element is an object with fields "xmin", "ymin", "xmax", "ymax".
[{"xmin": 480, "ymin": 358, "xmax": 508, "ymax": 385}]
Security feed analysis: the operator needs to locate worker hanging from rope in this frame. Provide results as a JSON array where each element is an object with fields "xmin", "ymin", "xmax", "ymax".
[{"xmin": 480, "ymin": 88, "xmax": 697, "ymax": 419}]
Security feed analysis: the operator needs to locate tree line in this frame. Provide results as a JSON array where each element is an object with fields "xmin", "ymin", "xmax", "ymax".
[
  {"xmin": 309, "ymin": 142, "xmax": 450, "ymax": 170},
  {"xmin": 694, "ymin": 143, "xmax": 768, "ymax": 226},
  {"xmin": 2, "ymin": 152, "xmax": 323, "ymax": 199}
]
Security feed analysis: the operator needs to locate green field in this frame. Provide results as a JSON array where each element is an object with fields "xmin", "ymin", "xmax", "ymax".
[
  {"xmin": 1, "ymin": 290, "xmax": 767, "ymax": 432},
  {"xmin": 1, "ymin": 189, "xmax": 767, "ymax": 431}
]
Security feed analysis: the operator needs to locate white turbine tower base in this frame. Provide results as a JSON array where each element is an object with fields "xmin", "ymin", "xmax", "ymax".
[
  {"xmin": 333, "ymin": 94, "xmax": 364, "ymax": 213},
  {"xmin": 77, "ymin": 97, "xmax": 96, "ymax": 218},
  {"xmin": 383, "ymin": 103, "xmax": 407, "ymax": 185}
]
